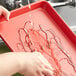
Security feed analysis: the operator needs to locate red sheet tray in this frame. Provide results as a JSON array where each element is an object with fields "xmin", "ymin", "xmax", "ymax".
[{"xmin": 0, "ymin": 1, "xmax": 76, "ymax": 75}]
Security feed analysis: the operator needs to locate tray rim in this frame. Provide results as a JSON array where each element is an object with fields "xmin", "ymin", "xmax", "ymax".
[{"xmin": 0, "ymin": 1, "xmax": 76, "ymax": 50}]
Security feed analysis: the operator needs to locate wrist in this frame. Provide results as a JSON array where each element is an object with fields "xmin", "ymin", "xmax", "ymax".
[
  {"xmin": 14, "ymin": 52, "xmax": 28, "ymax": 73},
  {"xmin": 0, "ymin": 52, "xmax": 21, "ymax": 76}
]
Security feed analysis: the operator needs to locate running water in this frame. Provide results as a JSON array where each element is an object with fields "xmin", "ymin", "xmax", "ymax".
[
  {"xmin": 27, "ymin": 0, "xmax": 33, "ymax": 25},
  {"xmin": 27, "ymin": 0, "xmax": 31, "ymax": 10}
]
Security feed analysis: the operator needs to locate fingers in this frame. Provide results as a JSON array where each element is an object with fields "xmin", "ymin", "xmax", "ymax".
[
  {"xmin": 33, "ymin": 52, "xmax": 53, "ymax": 70},
  {"xmin": 19, "ymin": 52, "xmax": 54, "ymax": 76},
  {"xmin": 37, "ymin": 52, "xmax": 53, "ymax": 70},
  {"xmin": 42, "ymin": 69, "xmax": 53, "ymax": 76},
  {"xmin": 0, "ymin": 6, "xmax": 10, "ymax": 20},
  {"xmin": 24, "ymin": 69, "xmax": 53, "ymax": 76},
  {"xmin": 32, "ymin": 52, "xmax": 54, "ymax": 74},
  {"xmin": 36, "ymin": 71, "xmax": 44, "ymax": 76}
]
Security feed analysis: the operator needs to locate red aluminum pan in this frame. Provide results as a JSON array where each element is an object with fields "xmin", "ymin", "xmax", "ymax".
[{"xmin": 0, "ymin": 1, "xmax": 76, "ymax": 75}]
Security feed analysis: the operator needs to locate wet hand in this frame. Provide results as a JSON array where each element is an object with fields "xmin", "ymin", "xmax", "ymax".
[{"xmin": 0, "ymin": 6, "xmax": 10, "ymax": 20}]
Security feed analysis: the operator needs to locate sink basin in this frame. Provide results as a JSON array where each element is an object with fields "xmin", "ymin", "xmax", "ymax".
[{"xmin": 55, "ymin": 6, "xmax": 76, "ymax": 32}]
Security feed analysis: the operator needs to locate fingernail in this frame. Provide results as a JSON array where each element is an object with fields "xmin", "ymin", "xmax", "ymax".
[
  {"xmin": 7, "ymin": 18, "xmax": 9, "ymax": 21},
  {"xmin": 6, "ymin": 12, "xmax": 10, "ymax": 21},
  {"xmin": 6, "ymin": 15, "xmax": 9, "ymax": 21}
]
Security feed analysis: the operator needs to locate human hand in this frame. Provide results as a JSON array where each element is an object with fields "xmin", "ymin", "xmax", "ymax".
[
  {"xmin": 0, "ymin": 6, "xmax": 10, "ymax": 20},
  {"xmin": 16, "ymin": 52, "xmax": 53, "ymax": 76}
]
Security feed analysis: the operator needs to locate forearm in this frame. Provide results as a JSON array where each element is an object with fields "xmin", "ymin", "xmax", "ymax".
[
  {"xmin": 0, "ymin": 52, "xmax": 20, "ymax": 76},
  {"xmin": 0, "ymin": 52, "xmax": 53, "ymax": 76}
]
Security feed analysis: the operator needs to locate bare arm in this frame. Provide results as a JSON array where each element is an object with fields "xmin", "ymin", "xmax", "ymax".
[
  {"xmin": 0, "ymin": 52, "xmax": 53, "ymax": 76},
  {"xmin": 0, "ymin": 52, "xmax": 20, "ymax": 76}
]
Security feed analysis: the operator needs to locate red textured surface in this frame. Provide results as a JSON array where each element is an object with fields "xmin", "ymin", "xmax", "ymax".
[{"xmin": 0, "ymin": 1, "xmax": 76, "ymax": 75}]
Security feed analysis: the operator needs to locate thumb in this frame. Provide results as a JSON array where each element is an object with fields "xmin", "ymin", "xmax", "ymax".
[{"xmin": 0, "ymin": 6, "xmax": 10, "ymax": 20}]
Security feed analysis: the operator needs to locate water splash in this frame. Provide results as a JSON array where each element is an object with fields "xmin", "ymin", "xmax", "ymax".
[{"xmin": 27, "ymin": 0, "xmax": 31, "ymax": 10}]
